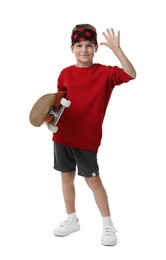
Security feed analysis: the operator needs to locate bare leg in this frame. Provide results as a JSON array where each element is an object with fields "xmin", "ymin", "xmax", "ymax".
[
  {"xmin": 85, "ymin": 176, "xmax": 111, "ymax": 217},
  {"xmin": 53, "ymin": 171, "xmax": 80, "ymax": 237},
  {"xmin": 61, "ymin": 171, "xmax": 76, "ymax": 214}
]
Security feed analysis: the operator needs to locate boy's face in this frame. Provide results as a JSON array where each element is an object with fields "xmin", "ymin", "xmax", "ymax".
[{"xmin": 71, "ymin": 40, "xmax": 98, "ymax": 67}]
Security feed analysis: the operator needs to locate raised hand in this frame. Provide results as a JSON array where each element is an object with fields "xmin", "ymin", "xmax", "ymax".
[{"xmin": 100, "ymin": 28, "xmax": 120, "ymax": 52}]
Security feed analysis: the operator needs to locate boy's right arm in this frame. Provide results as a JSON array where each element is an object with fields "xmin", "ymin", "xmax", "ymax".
[{"xmin": 100, "ymin": 28, "xmax": 136, "ymax": 79}]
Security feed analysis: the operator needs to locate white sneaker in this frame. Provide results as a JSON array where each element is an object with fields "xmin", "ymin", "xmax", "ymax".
[
  {"xmin": 53, "ymin": 219, "xmax": 80, "ymax": 237},
  {"xmin": 101, "ymin": 226, "xmax": 117, "ymax": 246}
]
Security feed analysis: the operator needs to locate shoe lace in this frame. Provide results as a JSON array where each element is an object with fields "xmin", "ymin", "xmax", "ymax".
[
  {"xmin": 103, "ymin": 226, "xmax": 117, "ymax": 236},
  {"xmin": 59, "ymin": 219, "xmax": 76, "ymax": 227}
]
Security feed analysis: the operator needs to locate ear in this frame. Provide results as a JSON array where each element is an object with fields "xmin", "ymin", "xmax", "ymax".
[
  {"xmin": 95, "ymin": 45, "xmax": 98, "ymax": 52},
  {"xmin": 70, "ymin": 45, "xmax": 74, "ymax": 53}
]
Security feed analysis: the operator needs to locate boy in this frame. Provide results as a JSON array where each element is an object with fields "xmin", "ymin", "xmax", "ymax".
[{"xmin": 52, "ymin": 24, "xmax": 136, "ymax": 246}]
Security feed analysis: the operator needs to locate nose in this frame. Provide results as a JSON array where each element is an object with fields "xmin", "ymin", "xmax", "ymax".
[{"xmin": 81, "ymin": 46, "xmax": 87, "ymax": 52}]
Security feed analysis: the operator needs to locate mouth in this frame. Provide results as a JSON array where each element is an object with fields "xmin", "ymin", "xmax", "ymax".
[{"xmin": 80, "ymin": 55, "xmax": 89, "ymax": 57}]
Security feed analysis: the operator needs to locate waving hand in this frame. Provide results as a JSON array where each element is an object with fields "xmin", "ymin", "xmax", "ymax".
[{"xmin": 100, "ymin": 28, "xmax": 120, "ymax": 51}]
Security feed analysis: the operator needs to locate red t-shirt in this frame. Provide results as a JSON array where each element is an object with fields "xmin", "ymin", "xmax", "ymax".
[{"xmin": 53, "ymin": 64, "xmax": 133, "ymax": 152}]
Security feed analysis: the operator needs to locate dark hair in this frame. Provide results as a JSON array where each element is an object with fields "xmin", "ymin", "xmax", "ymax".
[{"xmin": 72, "ymin": 24, "xmax": 97, "ymax": 33}]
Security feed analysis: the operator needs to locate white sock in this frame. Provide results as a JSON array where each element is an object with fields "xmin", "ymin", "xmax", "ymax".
[
  {"xmin": 67, "ymin": 212, "xmax": 77, "ymax": 221},
  {"xmin": 102, "ymin": 216, "xmax": 113, "ymax": 228}
]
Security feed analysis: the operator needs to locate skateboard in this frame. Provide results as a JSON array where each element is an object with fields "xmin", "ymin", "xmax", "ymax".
[{"xmin": 29, "ymin": 91, "xmax": 71, "ymax": 132}]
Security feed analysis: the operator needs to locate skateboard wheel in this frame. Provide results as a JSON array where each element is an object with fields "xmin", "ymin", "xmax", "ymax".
[
  {"xmin": 60, "ymin": 98, "xmax": 71, "ymax": 107},
  {"xmin": 47, "ymin": 124, "xmax": 58, "ymax": 133}
]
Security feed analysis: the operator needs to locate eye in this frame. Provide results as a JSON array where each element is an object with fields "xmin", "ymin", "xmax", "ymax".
[{"xmin": 75, "ymin": 44, "xmax": 82, "ymax": 47}]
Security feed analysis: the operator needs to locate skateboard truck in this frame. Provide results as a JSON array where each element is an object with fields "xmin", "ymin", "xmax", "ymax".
[{"xmin": 47, "ymin": 98, "xmax": 71, "ymax": 133}]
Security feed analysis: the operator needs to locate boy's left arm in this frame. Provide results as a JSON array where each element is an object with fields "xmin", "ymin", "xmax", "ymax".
[{"xmin": 100, "ymin": 28, "xmax": 136, "ymax": 79}]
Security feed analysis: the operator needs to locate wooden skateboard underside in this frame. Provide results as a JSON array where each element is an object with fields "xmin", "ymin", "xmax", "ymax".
[{"xmin": 29, "ymin": 91, "xmax": 66, "ymax": 127}]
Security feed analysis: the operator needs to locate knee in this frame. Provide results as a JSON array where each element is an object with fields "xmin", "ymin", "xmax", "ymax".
[
  {"xmin": 85, "ymin": 176, "xmax": 102, "ymax": 190},
  {"xmin": 61, "ymin": 171, "xmax": 75, "ymax": 184}
]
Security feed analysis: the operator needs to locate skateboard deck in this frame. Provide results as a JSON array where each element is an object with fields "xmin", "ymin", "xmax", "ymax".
[{"xmin": 29, "ymin": 91, "xmax": 71, "ymax": 132}]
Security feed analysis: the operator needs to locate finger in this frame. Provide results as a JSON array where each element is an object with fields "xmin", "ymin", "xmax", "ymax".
[
  {"xmin": 106, "ymin": 28, "xmax": 112, "ymax": 37},
  {"xmin": 110, "ymin": 28, "xmax": 115, "ymax": 36},
  {"xmin": 100, "ymin": 42, "xmax": 107, "ymax": 46},
  {"xmin": 102, "ymin": 32, "xmax": 109, "ymax": 41}
]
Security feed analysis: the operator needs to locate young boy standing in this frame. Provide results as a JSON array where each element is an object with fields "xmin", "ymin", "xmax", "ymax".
[{"xmin": 52, "ymin": 24, "xmax": 136, "ymax": 246}]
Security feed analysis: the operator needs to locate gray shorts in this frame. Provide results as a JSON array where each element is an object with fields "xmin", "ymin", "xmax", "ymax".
[{"xmin": 53, "ymin": 142, "xmax": 99, "ymax": 177}]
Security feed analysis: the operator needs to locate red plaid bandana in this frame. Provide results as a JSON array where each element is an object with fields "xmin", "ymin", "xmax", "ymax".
[{"xmin": 71, "ymin": 28, "xmax": 98, "ymax": 46}]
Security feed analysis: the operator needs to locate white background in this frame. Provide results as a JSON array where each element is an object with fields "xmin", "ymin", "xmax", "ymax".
[{"xmin": 0, "ymin": 0, "xmax": 166, "ymax": 259}]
